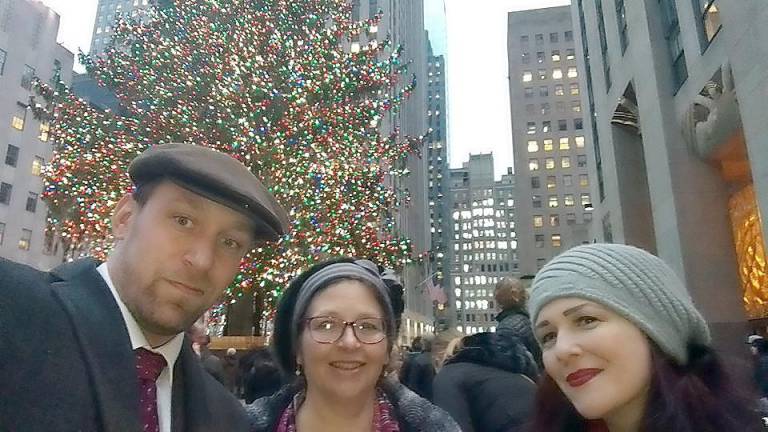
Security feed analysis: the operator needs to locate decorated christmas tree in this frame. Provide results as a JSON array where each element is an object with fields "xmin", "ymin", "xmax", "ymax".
[{"xmin": 32, "ymin": 0, "xmax": 423, "ymax": 333}]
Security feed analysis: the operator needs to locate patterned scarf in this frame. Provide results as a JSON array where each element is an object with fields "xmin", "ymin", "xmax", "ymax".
[{"xmin": 276, "ymin": 389, "xmax": 400, "ymax": 432}]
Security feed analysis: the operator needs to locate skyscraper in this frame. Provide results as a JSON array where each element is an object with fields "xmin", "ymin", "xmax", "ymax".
[{"xmin": 507, "ymin": 6, "xmax": 594, "ymax": 277}]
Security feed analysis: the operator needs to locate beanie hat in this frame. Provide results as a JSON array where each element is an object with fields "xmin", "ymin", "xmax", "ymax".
[{"xmin": 528, "ymin": 243, "xmax": 711, "ymax": 365}]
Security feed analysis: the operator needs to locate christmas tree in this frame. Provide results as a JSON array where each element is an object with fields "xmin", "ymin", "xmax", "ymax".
[{"xmin": 33, "ymin": 0, "xmax": 423, "ymax": 332}]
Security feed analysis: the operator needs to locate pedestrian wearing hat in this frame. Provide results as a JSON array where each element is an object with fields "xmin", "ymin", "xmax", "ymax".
[
  {"xmin": 526, "ymin": 243, "xmax": 761, "ymax": 432},
  {"xmin": 0, "ymin": 143, "xmax": 289, "ymax": 432},
  {"xmin": 246, "ymin": 257, "xmax": 460, "ymax": 432}
]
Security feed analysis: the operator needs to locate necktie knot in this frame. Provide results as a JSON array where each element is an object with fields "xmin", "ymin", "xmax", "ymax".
[{"xmin": 134, "ymin": 348, "xmax": 167, "ymax": 382}]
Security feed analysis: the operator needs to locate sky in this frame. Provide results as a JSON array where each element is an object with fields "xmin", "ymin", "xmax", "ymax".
[{"xmin": 42, "ymin": 0, "xmax": 571, "ymax": 179}]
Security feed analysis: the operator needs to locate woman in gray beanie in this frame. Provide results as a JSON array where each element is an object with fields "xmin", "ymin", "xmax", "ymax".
[
  {"xmin": 526, "ymin": 243, "xmax": 760, "ymax": 432},
  {"xmin": 246, "ymin": 257, "xmax": 460, "ymax": 432}
]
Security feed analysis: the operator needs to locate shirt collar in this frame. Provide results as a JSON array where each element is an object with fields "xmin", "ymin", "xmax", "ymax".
[{"xmin": 97, "ymin": 262, "xmax": 185, "ymax": 372}]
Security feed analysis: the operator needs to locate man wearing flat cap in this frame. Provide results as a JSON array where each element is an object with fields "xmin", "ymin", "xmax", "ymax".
[{"xmin": 0, "ymin": 144, "xmax": 289, "ymax": 432}]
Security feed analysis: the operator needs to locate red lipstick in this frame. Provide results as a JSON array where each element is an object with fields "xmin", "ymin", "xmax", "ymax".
[{"xmin": 566, "ymin": 369, "xmax": 601, "ymax": 387}]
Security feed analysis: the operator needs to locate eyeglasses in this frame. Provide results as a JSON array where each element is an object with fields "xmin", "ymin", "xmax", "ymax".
[{"xmin": 304, "ymin": 316, "xmax": 387, "ymax": 345}]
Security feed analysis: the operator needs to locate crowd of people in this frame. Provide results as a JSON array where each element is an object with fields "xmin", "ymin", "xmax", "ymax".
[{"xmin": 1, "ymin": 144, "xmax": 766, "ymax": 431}]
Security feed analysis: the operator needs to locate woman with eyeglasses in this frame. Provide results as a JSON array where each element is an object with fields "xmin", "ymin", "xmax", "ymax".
[{"xmin": 246, "ymin": 257, "xmax": 460, "ymax": 432}]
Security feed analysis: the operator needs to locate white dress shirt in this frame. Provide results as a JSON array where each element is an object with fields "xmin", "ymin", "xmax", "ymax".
[{"xmin": 97, "ymin": 263, "xmax": 185, "ymax": 432}]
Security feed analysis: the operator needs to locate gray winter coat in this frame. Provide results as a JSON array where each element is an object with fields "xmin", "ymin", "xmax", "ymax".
[{"xmin": 245, "ymin": 378, "xmax": 460, "ymax": 432}]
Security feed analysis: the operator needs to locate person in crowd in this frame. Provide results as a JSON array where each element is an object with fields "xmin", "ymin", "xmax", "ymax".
[
  {"xmin": 223, "ymin": 347, "xmax": 242, "ymax": 395},
  {"xmin": 190, "ymin": 328, "xmax": 226, "ymax": 385},
  {"xmin": 433, "ymin": 332, "xmax": 538, "ymax": 432},
  {"xmin": 244, "ymin": 347, "xmax": 284, "ymax": 404},
  {"xmin": 438, "ymin": 337, "xmax": 464, "ymax": 369},
  {"xmin": 0, "ymin": 143, "xmax": 290, "ymax": 431},
  {"xmin": 752, "ymin": 338, "xmax": 768, "ymax": 398},
  {"xmin": 527, "ymin": 243, "xmax": 761, "ymax": 432},
  {"xmin": 400, "ymin": 336, "xmax": 436, "ymax": 400},
  {"xmin": 495, "ymin": 276, "xmax": 542, "ymax": 367},
  {"xmin": 246, "ymin": 257, "xmax": 460, "ymax": 432}
]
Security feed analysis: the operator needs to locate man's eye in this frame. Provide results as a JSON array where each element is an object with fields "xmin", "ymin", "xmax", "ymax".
[
  {"xmin": 223, "ymin": 238, "xmax": 241, "ymax": 249},
  {"xmin": 175, "ymin": 216, "xmax": 192, "ymax": 227}
]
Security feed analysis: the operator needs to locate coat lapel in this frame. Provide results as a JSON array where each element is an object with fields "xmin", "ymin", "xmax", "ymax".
[
  {"xmin": 172, "ymin": 340, "xmax": 213, "ymax": 432},
  {"xmin": 50, "ymin": 259, "xmax": 142, "ymax": 432}
]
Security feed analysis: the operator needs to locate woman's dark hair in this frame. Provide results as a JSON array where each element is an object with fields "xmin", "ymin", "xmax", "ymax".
[{"xmin": 528, "ymin": 342, "xmax": 762, "ymax": 432}]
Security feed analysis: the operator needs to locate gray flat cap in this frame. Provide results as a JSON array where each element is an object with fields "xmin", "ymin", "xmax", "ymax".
[{"xmin": 129, "ymin": 143, "xmax": 290, "ymax": 241}]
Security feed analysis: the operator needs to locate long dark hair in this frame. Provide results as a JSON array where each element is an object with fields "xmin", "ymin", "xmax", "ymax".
[{"xmin": 528, "ymin": 342, "xmax": 762, "ymax": 431}]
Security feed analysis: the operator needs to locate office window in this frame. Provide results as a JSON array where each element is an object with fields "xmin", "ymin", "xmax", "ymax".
[
  {"xmin": 697, "ymin": 0, "xmax": 722, "ymax": 44},
  {"xmin": 552, "ymin": 68, "xmax": 563, "ymax": 80},
  {"xmin": 570, "ymin": 83, "xmax": 580, "ymax": 95},
  {"xmin": 527, "ymin": 123, "xmax": 537, "ymax": 135},
  {"xmin": 575, "ymin": 136, "xmax": 585, "ymax": 148},
  {"xmin": 0, "ymin": 222, "xmax": 4, "ymax": 244},
  {"xmin": 559, "ymin": 137, "xmax": 570, "ymax": 150},
  {"xmin": 0, "ymin": 48, "xmax": 7, "ymax": 75},
  {"xmin": 533, "ymin": 215, "xmax": 544, "ymax": 228},
  {"xmin": 561, "ymin": 156, "xmax": 571, "ymax": 168},
  {"xmin": 537, "ymin": 258, "xmax": 547, "ymax": 269},
  {"xmin": 580, "ymin": 174, "xmax": 590, "ymax": 187},
  {"xmin": 575, "ymin": 118, "xmax": 584, "ymax": 130},
  {"xmin": 537, "ymin": 51, "xmax": 545, "ymax": 63},
  {"xmin": 565, "ymin": 31, "xmax": 573, "ymax": 42},
  {"xmin": 572, "ymin": 101, "xmax": 582, "ymax": 112},
  {"xmin": 535, "ymin": 234, "xmax": 545, "ymax": 248},
  {"xmin": 39, "ymin": 122, "xmax": 50, "ymax": 142},
  {"xmin": 548, "ymin": 195, "xmax": 559, "ymax": 208},
  {"xmin": 538, "ymin": 69, "xmax": 547, "ymax": 80},
  {"xmin": 21, "ymin": 65, "xmax": 35, "ymax": 90},
  {"xmin": 550, "ymin": 214, "xmax": 560, "ymax": 227},
  {"xmin": 26, "ymin": 192, "xmax": 38, "ymax": 213},
  {"xmin": 558, "ymin": 120, "xmax": 568, "ymax": 131},
  {"xmin": 535, "ymin": 33, "xmax": 544, "ymax": 45},
  {"xmin": 563, "ymin": 175, "xmax": 573, "ymax": 186},
  {"xmin": 527, "ymin": 139, "xmax": 539, "ymax": 152},
  {"xmin": 659, "ymin": 0, "xmax": 688, "ymax": 90},
  {"xmin": 11, "ymin": 103, "xmax": 26, "ymax": 130},
  {"xmin": 19, "ymin": 229, "xmax": 32, "ymax": 251},
  {"xmin": 529, "ymin": 159, "xmax": 540, "ymax": 171},
  {"xmin": 522, "ymin": 52, "xmax": 531, "ymax": 64},
  {"xmin": 0, "ymin": 182, "xmax": 12, "ymax": 205},
  {"xmin": 566, "ymin": 48, "xmax": 575, "ymax": 60},
  {"xmin": 521, "ymin": 35, "xmax": 529, "ymax": 44},
  {"xmin": 554, "ymin": 84, "xmax": 565, "ymax": 96},
  {"xmin": 543, "ymin": 139, "xmax": 554, "ymax": 151},
  {"xmin": 566, "ymin": 213, "xmax": 577, "ymax": 224},
  {"xmin": 542, "ymin": 121, "xmax": 551, "ymax": 133},
  {"xmin": 525, "ymin": 87, "xmax": 534, "ymax": 97},
  {"xmin": 522, "ymin": 71, "xmax": 533, "ymax": 82},
  {"xmin": 539, "ymin": 85, "xmax": 549, "ymax": 97},
  {"xmin": 526, "ymin": 104, "xmax": 536, "ymax": 115},
  {"xmin": 545, "ymin": 158, "xmax": 555, "ymax": 170},
  {"xmin": 550, "ymin": 32, "xmax": 559, "ymax": 43},
  {"xmin": 531, "ymin": 176, "xmax": 541, "ymax": 189},
  {"xmin": 532, "ymin": 195, "xmax": 542, "ymax": 208},
  {"xmin": 547, "ymin": 176, "xmax": 557, "ymax": 189},
  {"xmin": 541, "ymin": 103, "xmax": 550, "ymax": 115},
  {"xmin": 581, "ymin": 193, "xmax": 592, "ymax": 206},
  {"xmin": 567, "ymin": 66, "xmax": 578, "ymax": 78},
  {"xmin": 578, "ymin": 154, "xmax": 588, "ymax": 167},
  {"xmin": 552, "ymin": 234, "xmax": 562, "ymax": 247},
  {"xmin": 564, "ymin": 194, "xmax": 575, "ymax": 207},
  {"xmin": 5, "ymin": 145, "xmax": 19, "ymax": 167},
  {"xmin": 616, "ymin": 0, "xmax": 629, "ymax": 52},
  {"xmin": 552, "ymin": 50, "xmax": 561, "ymax": 62},
  {"xmin": 556, "ymin": 101, "xmax": 566, "ymax": 113}
]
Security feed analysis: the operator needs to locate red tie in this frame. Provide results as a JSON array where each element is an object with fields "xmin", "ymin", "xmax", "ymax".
[{"xmin": 134, "ymin": 348, "xmax": 167, "ymax": 432}]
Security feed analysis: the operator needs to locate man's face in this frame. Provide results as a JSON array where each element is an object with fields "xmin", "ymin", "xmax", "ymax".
[{"xmin": 109, "ymin": 181, "xmax": 255, "ymax": 344}]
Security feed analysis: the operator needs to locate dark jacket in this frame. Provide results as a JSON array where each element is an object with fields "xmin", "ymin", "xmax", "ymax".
[
  {"xmin": 433, "ymin": 332, "xmax": 538, "ymax": 432},
  {"xmin": 400, "ymin": 351, "xmax": 435, "ymax": 400},
  {"xmin": 245, "ymin": 379, "xmax": 461, "ymax": 432},
  {"xmin": 0, "ymin": 257, "xmax": 249, "ymax": 432},
  {"xmin": 755, "ymin": 354, "xmax": 768, "ymax": 397},
  {"xmin": 495, "ymin": 306, "xmax": 542, "ymax": 367}
]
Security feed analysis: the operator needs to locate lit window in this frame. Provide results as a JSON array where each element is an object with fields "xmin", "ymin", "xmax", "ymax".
[
  {"xmin": 572, "ymin": 101, "xmax": 582, "ymax": 112},
  {"xmin": 580, "ymin": 174, "xmax": 589, "ymax": 187},
  {"xmin": 570, "ymin": 83, "xmax": 580, "ymax": 95},
  {"xmin": 546, "ymin": 176, "xmax": 556, "ymax": 189},
  {"xmin": 19, "ymin": 229, "xmax": 32, "ymax": 251},
  {"xmin": 533, "ymin": 215, "xmax": 544, "ymax": 228},
  {"xmin": 537, "ymin": 51, "xmax": 545, "ymax": 63},
  {"xmin": 31, "ymin": 156, "xmax": 44, "ymax": 176},
  {"xmin": 545, "ymin": 158, "xmax": 555, "ymax": 170},
  {"xmin": 527, "ymin": 140, "xmax": 539, "ymax": 152},
  {"xmin": 575, "ymin": 136, "xmax": 585, "ymax": 148},
  {"xmin": 527, "ymin": 123, "xmax": 536, "ymax": 135},
  {"xmin": 551, "ymin": 50, "xmax": 561, "ymax": 62},
  {"xmin": 550, "ymin": 215, "xmax": 560, "ymax": 227},
  {"xmin": 559, "ymin": 137, "xmax": 570, "ymax": 150},
  {"xmin": 542, "ymin": 121, "xmax": 551, "ymax": 133},
  {"xmin": 567, "ymin": 66, "xmax": 578, "ymax": 78},
  {"xmin": 552, "ymin": 234, "xmax": 562, "ymax": 247},
  {"xmin": 529, "ymin": 159, "xmax": 540, "ymax": 171},
  {"xmin": 543, "ymin": 139, "xmax": 554, "ymax": 151},
  {"xmin": 581, "ymin": 193, "xmax": 592, "ymax": 207},
  {"xmin": 566, "ymin": 48, "xmax": 575, "ymax": 60},
  {"xmin": 11, "ymin": 104, "xmax": 26, "ymax": 130},
  {"xmin": 522, "ymin": 71, "xmax": 533, "ymax": 82},
  {"xmin": 564, "ymin": 194, "xmax": 575, "ymax": 207},
  {"xmin": 548, "ymin": 195, "xmax": 559, "ymax": 208},
  {"xmin": 39, "ymin": 123, "xmax": 50, "ymax": 142},
  {"xmin": 552, "ymin": 68, "xmax": 563, "ymax": 79},
  {"xmin": 554, "ymin": 84, "xmax": 564, "ymax": 96},
  {"xmin": 538, "ymin": 69, "xmax": 547, "ymax": 80},
  {"xmin": 561, "ymin": 157, "xmax": 571, "ymax": 168}
]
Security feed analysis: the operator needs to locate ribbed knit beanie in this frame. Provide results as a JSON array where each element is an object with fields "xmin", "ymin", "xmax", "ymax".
[{"xmin": 528, "ymin": 243, "xmax": 711, "ymax": 365}]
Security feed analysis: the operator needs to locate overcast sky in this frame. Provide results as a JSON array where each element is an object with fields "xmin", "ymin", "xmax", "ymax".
[{"xmin": 42, "ymin": 0, "xmax": 571, "ymax": 179}]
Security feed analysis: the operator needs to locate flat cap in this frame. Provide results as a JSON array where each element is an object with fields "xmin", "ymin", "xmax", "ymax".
[{"xmin": 128, "ymin": 143, "xmax": 290, "ymax": 241}]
